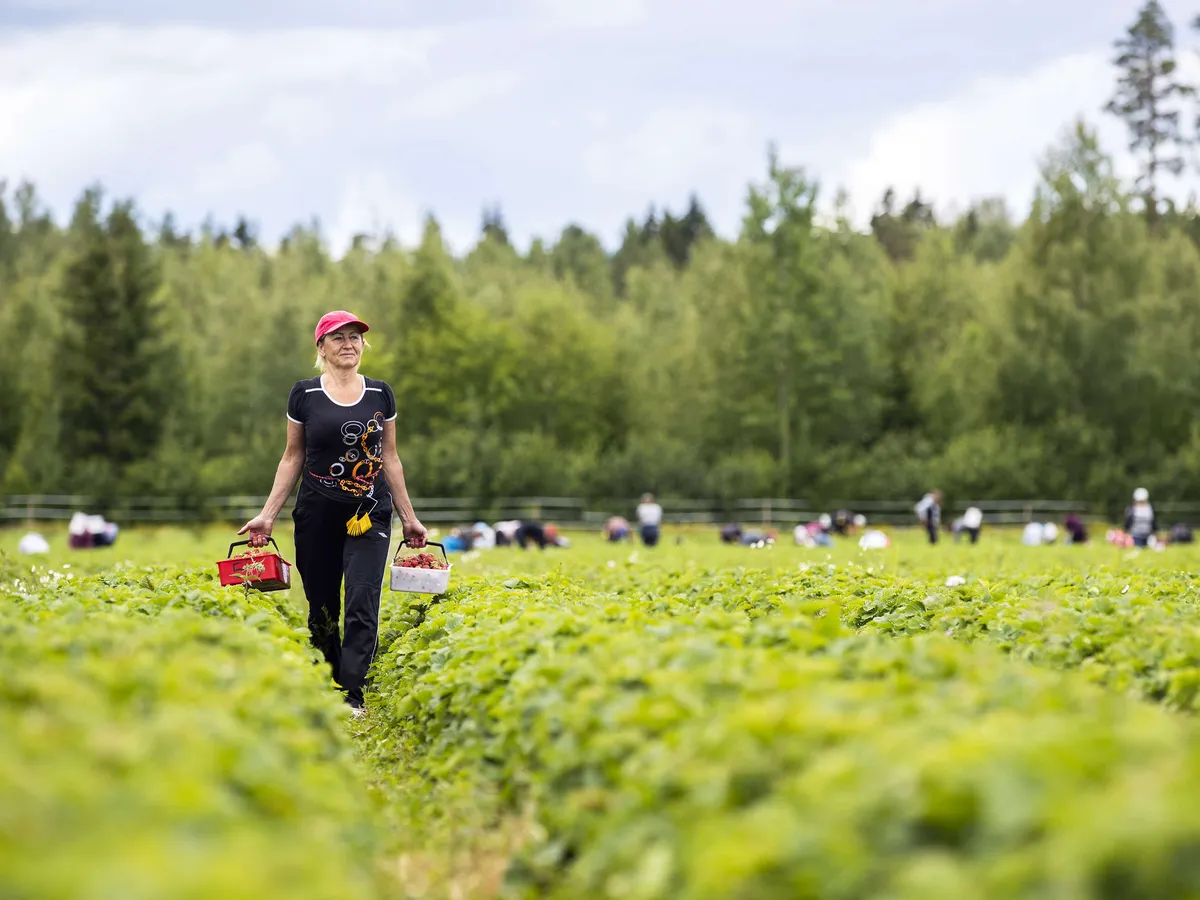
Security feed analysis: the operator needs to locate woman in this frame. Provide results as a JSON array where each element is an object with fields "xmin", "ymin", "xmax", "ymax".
[{"xmin": 238, "ymin": 310, "xmax": 427, "ymax": 716}]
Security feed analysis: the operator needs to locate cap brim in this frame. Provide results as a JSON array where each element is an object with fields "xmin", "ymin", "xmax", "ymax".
[{"xmin": 316, "ymin": 317, "xmax": 370, "ymax": 342}]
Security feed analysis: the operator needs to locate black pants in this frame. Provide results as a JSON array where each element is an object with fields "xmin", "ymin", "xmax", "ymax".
[
  {"xmin": 925, "ymin": 520, "xmax": 939, "ymax": 544},
  {"xmin": 292, "ymin": 485, "xmax": 392, "ymax": 707},
  {"xmin": 640, "ymin": 524, "xmax": 660, "ymax": 547}
]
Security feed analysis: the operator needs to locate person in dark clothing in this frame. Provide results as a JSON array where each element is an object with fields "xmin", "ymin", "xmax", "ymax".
[
  {"xmin": 239, "ymin": 310, "xmax": 428, "ymax": 718},
  {"xmin": 1064, "ymin": 513, "xmax": 1088, "ymax": 545},
  {"xmin": 1170, "ymin": 522, "xmax": 1194, "ymax": 545},
  {"xmin": 832, "ymin": 509, "xmax": 854, "ymax": 537},
  {"xmin": 516, "ymin": 520, "xmax": 548, "ymax": 549},
  {"xmin": 720, "ymin": 523, "xmax": 743, "ymax": 544}
]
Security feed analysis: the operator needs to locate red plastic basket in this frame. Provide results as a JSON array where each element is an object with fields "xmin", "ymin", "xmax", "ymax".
[{"xmin": 217, "ymin": 539, "xmax": 292, "ymax": 592}]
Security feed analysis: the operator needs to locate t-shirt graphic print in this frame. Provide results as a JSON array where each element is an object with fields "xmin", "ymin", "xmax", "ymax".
[{"xmin": 287, "ymin": 375, "xmax": 397, "ymax": 508}]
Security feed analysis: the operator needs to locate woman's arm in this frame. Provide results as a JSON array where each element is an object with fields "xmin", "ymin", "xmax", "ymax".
[
  {"xmin": 380, "ymin": 419, "xmax": 427, "ymax": 547},
  {"xmin": 238, "ymin": 420, "xmax": 305, "ymax": 546}
]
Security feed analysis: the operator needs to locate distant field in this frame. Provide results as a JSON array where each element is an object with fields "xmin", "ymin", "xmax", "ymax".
[
  {"xmin": 4, "ymin": 523, "xmax": 1200, "ymax": 898},
  {"xmin": 0, "ymin": 517, "xmax": 1160, "ymax": 577}
]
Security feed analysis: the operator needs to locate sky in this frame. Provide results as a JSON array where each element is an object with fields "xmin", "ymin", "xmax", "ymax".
[{"xmin": 1, "ymin": 0, "xmax": 1199, "ymax": 255}]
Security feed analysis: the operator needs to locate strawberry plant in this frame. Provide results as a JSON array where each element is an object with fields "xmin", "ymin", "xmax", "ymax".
[
  {"xmin": 10, "ymin": 529, "xmax": 1200, "ymax": 899},
  {"xmin": 361, "ymin": 544, "xmax": 1200, "ymax": 899},
  {"xmin": 0, "ymin": 563, "xmax": 385, "ymax": 900}
]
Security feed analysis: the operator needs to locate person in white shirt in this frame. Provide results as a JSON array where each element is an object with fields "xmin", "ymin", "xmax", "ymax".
[
  {"xmin": 493, "ymin": 520, "xmax": 520, "ymax": 547},
  {"xmin": 636, "ymin": 492, "xmax": 663, "ymax": 547},
  {"xmin": 914, "ymin": 490, "xmax": 942, "ymax": 544},
  {"xmin": 470, "ymin": 521, "xmax": 496, "ymax": 550},
  {"xmin": 952, "ymin": 506, "xmax": 983, "ymax": 544},
  {"xmin": 1022, "ymin": 521, "xmax": 1045, "ymax": 546}
]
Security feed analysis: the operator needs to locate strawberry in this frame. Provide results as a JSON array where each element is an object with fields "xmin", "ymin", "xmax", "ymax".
[{"xmin": 396, "ymin": 552, "xmax": 446, "ymax": 569}]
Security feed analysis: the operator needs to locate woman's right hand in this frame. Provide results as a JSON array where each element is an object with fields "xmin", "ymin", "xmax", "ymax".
[{"xmin": 237, "ymin": 514, "xmax": 274, "ymax": 548}]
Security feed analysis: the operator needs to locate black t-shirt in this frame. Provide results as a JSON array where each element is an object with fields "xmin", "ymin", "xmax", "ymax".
[{"xmin": 287, "ymin": 375, "xmax": 397, "ymax": 508}]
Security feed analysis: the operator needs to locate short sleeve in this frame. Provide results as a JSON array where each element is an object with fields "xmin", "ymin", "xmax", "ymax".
[
  {"xmin": 287, "ymin": 381, "xmax": 305, "ymax": 424},
  {"xmin": 381, "ymin": 381, "xmax": 397, "ymax": 422}
]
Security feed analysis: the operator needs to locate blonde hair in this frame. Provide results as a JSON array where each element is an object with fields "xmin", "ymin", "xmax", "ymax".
[{"xmin": 314, "ymin": 335, "xmax": 372, "ymax": 371}]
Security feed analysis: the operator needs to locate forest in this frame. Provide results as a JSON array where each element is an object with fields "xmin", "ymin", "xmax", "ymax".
[{"xmin": 3, "ymin": 1, "xmax": 1200, "ymax": 519}]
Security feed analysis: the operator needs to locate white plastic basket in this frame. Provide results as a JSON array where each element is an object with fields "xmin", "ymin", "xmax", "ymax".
[{"xmin": 389, "ymin": 540, "xmax": 452, "ymax": 594}]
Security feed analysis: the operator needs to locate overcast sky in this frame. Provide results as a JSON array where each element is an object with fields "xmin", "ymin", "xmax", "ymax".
[{"xmin": 2, "ymin": 0, "xmax": 1197, "ymax": 254}]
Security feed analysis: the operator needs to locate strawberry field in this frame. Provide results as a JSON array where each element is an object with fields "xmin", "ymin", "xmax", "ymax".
[{"xmin": 6, "ymin": 527, "xmax": 1200, "ymax": 898}]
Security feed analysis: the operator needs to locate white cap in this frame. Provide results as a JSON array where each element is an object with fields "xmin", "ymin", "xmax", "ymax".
[
  {"xmin": 1134, "ymin": 487, "xmax": 1149, "ymax": 502},
  {"xmin": 818, "ymin": 513, "xmax": 832, "ymax": 529}
]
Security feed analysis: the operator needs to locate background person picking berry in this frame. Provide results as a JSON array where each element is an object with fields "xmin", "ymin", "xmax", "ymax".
[{"xmin": 238, "ymin": 310, "xmax": 428, "ymax": 717}]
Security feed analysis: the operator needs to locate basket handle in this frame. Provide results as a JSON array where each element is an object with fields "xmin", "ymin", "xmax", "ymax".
[
  {"xmin": 393, "ymin": 539, "xmax": 448, "ymax": 566},
  {"xmin": 228, "ymin": 537, "xmax": 280, "ymax": 559}
]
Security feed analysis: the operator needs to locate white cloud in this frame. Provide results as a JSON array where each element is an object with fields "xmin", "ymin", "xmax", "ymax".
[
  {"xmin": 180, "ymin": 142, "xmax": 283, "ymax": 204},
  {"xmin": 524, "ymin": 0, "xmax": 649, "ymax": 30},
  {"xmin": 570, "ymin": 43, "xmax": 1200, "ymax": 244},
  {"xmin": 578, "ymin": 105, "xmax": 776, "ymax": 241},
  {"xmin": 327, "ymin": 168, "xmax": 486, "ymax": 257},
  {"xmin": 582, "ymin": 106, "xmax": 761, "ymax": 190},
  {"xmin": 829, "ymin": 49, "xmax": 1200, "ymax": 227},
  {"xmin": 5, "ymin": 8, "xmax": 1197, "ymax": 260},
  {"xmin": 396, "ymin": 70, "xmax": 525, "ymax": 122},
  {"xmin": 0, "ymin": 23, "xmax": 513, "ymax": 251},
  {"xmin": 326, "ymin": 170, "xmax": 421, "ymax": 252}
]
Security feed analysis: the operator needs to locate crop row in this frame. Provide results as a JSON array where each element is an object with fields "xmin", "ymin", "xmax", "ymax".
[
  {"xmin": 0, "ymin": 560, "xmax": 384, "ymax": 900},
  {"xmin": 8, "ymin": 546, "xmax": 1200, "ymax": 899},
  {"xmin": 491, "ymin": 559, "xmax": 1200, "ymax": 712},
  {"xmin": 367, "ymin": 566, "xmax": 1200, "ymax": 899}
]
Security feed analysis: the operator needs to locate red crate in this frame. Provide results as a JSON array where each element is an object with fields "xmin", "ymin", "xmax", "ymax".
[{"xmin": 217, "ymin": 539, "xmax": 292, "ymax": 592}]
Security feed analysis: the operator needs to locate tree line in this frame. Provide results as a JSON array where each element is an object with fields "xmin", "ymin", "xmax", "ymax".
[{"xmin": 3, "ymin": 1, "xmax": 1200, "ymax": 520}]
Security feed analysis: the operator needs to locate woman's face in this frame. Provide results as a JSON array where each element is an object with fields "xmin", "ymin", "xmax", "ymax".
[{"xmin": 320, "ymin": 326, "xmax": 365, "ymax": 370}]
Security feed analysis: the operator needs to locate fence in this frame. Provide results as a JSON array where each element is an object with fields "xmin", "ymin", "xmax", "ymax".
[
  {"xmin": 0, "ymin": 495, "xmax": 595, "ymax": 527},
  {"xmin": 0, "ymin": 494, "xmax": 1161, "ymax": 530}
]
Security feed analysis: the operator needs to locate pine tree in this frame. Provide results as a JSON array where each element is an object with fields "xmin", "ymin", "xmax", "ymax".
[
  {"xmin": 870, "ymin": 187, "xmax": 934, "ymax": 261},
  {"xmin": 0, "ymin": 181, "xmax": 14, "ymax": 282},
  {"xmin": 232, "ymin": 216, "xmax": 257, "ymax": 251},
  {"xmin": 680, "ymin": 193, "xmax": 714, "ymax": 248},
  {"xmin": 58, "ymin": 188, "xmax": 171, "ymax": 483},
  {"xmin": 480, "ymin": 204, "xmax": 510, "ymax": 246},
  {"xmin": 1105, "ymin": 0, "xmax": 1192, "ymax": 224}
]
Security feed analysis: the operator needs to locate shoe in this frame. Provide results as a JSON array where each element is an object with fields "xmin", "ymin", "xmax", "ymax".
[{"xmin": 349, "ymin": 706, "xmax": 366, "ymax": 719}]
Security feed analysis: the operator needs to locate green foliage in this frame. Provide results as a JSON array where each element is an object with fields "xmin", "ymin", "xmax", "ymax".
[
  {"xmin": 9, "ymin": 45, "xmax": 1200, "ymax": 506},
  {"xmin": 9, "ymin": 527, "xmax": 1200, "ymax": 898},
  {"xmin": 358, "ymin": 538, "xmax": 1200, "ymax": 898},
  {"xmin": 869, "ymin": 187, "xmax": 937, "ymax": 263},
  {"xmin": 0, "ymin": 561, "xmax": 384, "ymax": 900},
  {"xmin": 56, "ymin": 189, "xmax": 175, "ymax": 497}
]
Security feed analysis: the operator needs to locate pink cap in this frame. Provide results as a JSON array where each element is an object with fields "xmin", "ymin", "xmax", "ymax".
[{"xmin": 314, "ymin": 310, "xmax": 370, "ymax": 344}]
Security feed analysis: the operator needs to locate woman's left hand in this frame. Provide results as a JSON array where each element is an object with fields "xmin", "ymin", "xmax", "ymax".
[{"xmin": 402, "ymin": 518, "xmax": 428, "ymax": 548}]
